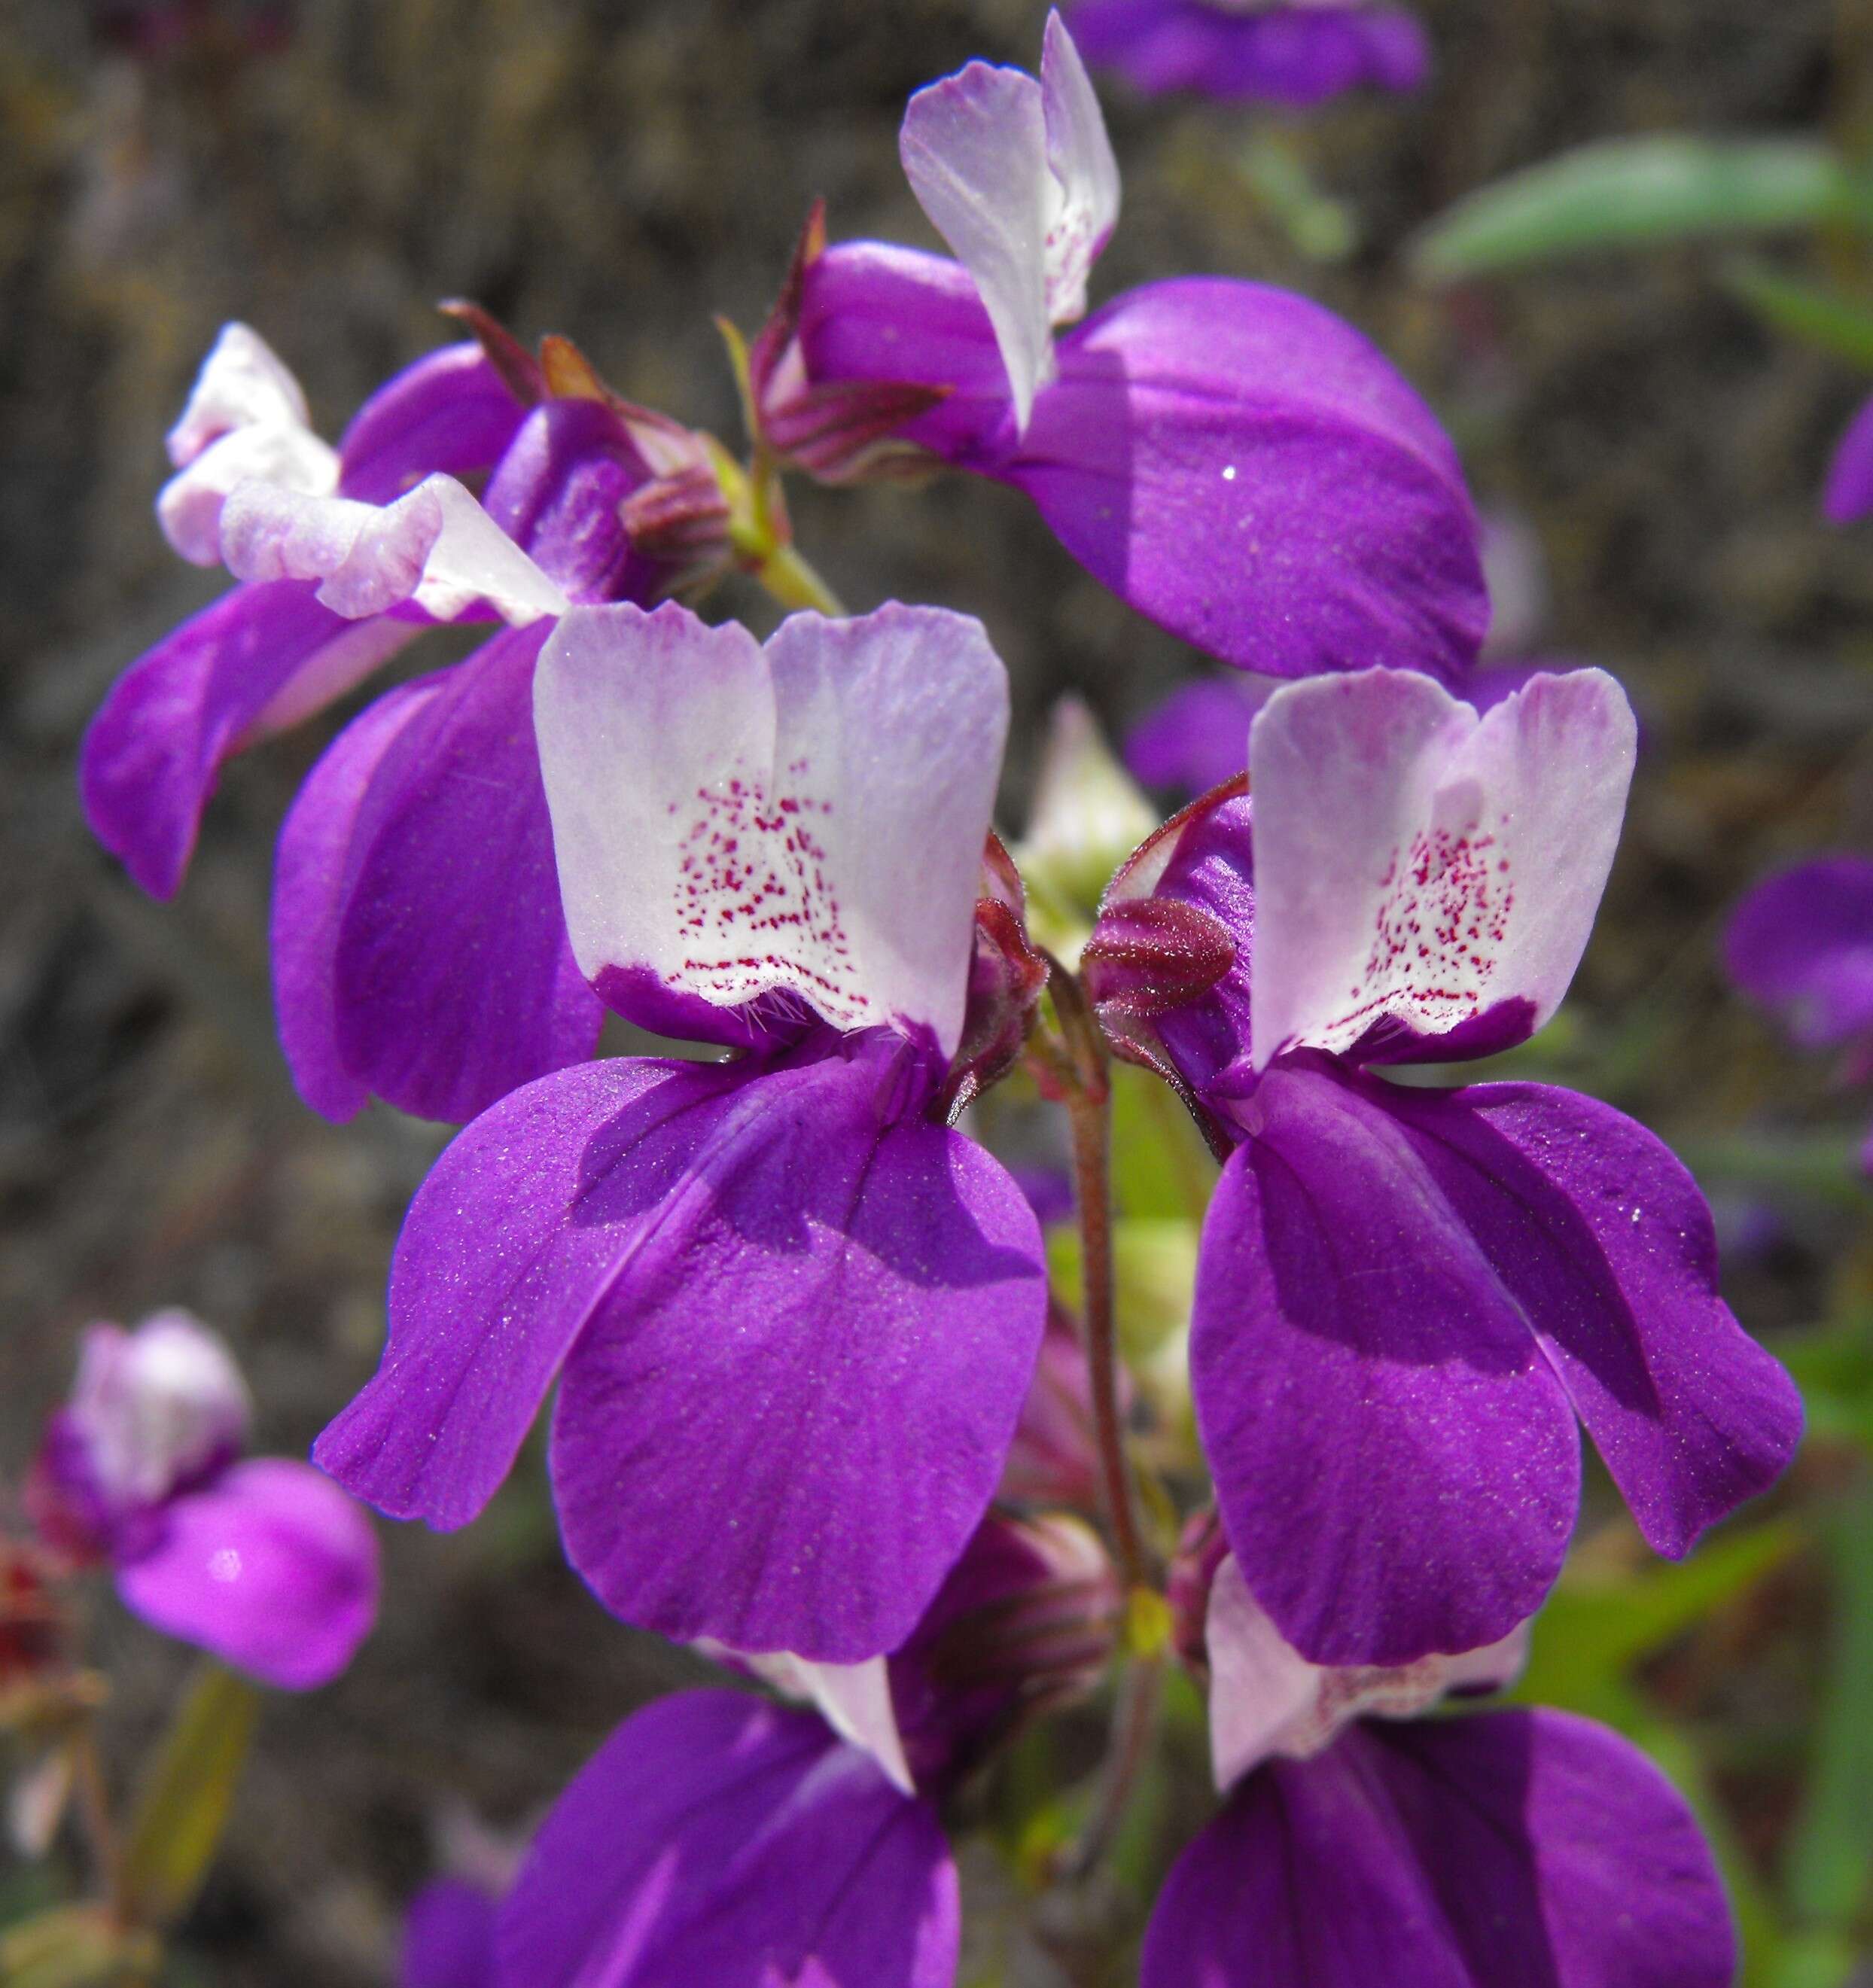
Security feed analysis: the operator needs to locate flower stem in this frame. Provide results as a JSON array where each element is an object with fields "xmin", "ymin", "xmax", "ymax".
[
  {"xmin": 756, "ymin": 541, "xmax": 847, "ymax": 617},
  {"xmin": 1045, "ymin": 963, "xmax": 1151, "ymax": 1592},
  {"xmin": 1056, "ymin": 1649, "xmax": 1164, "ymax": 1883}
]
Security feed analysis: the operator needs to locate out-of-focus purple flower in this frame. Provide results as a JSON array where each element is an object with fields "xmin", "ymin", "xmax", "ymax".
[
  {"xmin": 1725, "ymin": 855, "xmax": 1873, "ymax": 1172},
  {"xmin": 401, "ymin": 1877, "xmax": 498, "ymax": 1988},
  {"xmin": 81, "ymin": 319, "xmax": 723, "ymax": 1125},
  {"xmin": 1141, "ymin": 1555, "xmax": 1736, "ymax": 1986},
  {"xmin": 759, "ymin": 14, "xmax": 1486, "ymax": 683},
  {"xmin": 29, "ymin": 1312, "xmax": 377, "ymax": 1690},
  {"xmin": 495, "ymin": 1515, "xmax": 1115, "ymax": 1987},
  {"xmin": 1068, "ymin": 0, "xmax": 1430, "ymax": 108},
  {"xmin": 317, "ymin": 602, "xmax": 1049, "ymax": 1664},
  {"xmin": 1725, "ymin": 857, "xmax": 1873, "ymax": 1063},
  {"xmin": 1094, "ymin": 666, "xmax": 1801, "ymax": 1667},
  {"xmin": 1825, "ymin": 392, "xmax": 1873, "ymax": 524}
]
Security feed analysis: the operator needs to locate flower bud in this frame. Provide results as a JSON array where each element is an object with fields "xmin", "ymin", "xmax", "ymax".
[
  {"xmin": 889, "ymin": 1512, "xmax": 1122, "ymax": 1795},
  {"xmin": 940, "ymin": 834, "xmax": 1050, "ymax": 1120},
  {"xmin": 1016, "ymin": 699, "xmax": 1159, "ymax": 954}
]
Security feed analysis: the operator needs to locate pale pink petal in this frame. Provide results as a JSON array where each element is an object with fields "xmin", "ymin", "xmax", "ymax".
[
  {"xmin": 219, "ymin": 473, "xmax": 568, "ymax": 626},
  {"xmin": 900, "ymin": 56, "xmax": 1055, "ymax": 431},
  {"xmin": 1040, "ymin": 12, "xmax": 1120, "ymax": 326},
  {"xmin": 534, "ymin": 601, "xmax": 1007, "ymax": 1058},
  {"xmin": 165, "ymin": 322, "xmax": 315, "ymax": 467},
  {"xmin": 1207, "ymin": 1553, "xmax": 1532, "ymax": 1793},
  {"xmin": 1249, "ymin": 667, "xmax": 1635, "ymax": 1070},
  {"xmin": 158, "ymin": 422, "xmax": 341, "ymax": 566},
  {"xmin": 742, "ymin": 1653, "xmax": 916, "ymax": 1796}
]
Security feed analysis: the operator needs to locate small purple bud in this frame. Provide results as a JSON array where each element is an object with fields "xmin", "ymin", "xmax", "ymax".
[{"xmin": 752, "ymin": 203, "xmax": 952, "ymax": 484}]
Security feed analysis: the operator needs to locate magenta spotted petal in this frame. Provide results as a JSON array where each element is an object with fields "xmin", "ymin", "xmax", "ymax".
[
  {"xmin": 1192, "ymin": 1060, "xmax": 1801, "ymax": 1664},
  {"xmin": 1141, "ymin": 1709, "xmax": 1734, "ymax": 1987},
  {"xmin": 271, "ymin": 623, "xmax": 601, "ymax": 1125},
  {"xmin": 115, "ymin": 1457, "xmax": 379, "ymax": 1690},
  {"xmin": 318, "ymin": 1041, "xmax": 1046, "ymax": 1661},
  {"xmin": 1071, "ymin": 1, "xmax": 1430, "ymax": 108},
  {"xmin": 498, "ymin": 1691, "xmax": 958, "ymax": 1988}
]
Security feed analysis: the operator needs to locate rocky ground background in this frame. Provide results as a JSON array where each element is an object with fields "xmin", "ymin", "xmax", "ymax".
[{"xmin": 3, "ymin": 0, "xmax": 1872, "ymax": 1980}]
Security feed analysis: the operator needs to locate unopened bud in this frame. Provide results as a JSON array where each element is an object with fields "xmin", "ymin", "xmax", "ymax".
[{"xmin": 940, "ymin": 835, "xmax": 1050, "ymax": 1121}]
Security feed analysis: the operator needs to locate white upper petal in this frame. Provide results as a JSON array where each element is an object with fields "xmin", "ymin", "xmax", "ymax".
[
  {"xmin": 900, "ymin": 57, "xmax": 1055, "ymax": 432},
  {"xmin": 157, "ymin": 422, "xmax": 341, "ymax": 566},
  {"xmin": 70, "ymin": 1311, "xmax": 252, "ymax": 1512},
  {"xmin": 742, "ymin": 1653, "xmax": 915, "ymax": 1796},
  {"xmin": 898, "ymin": 18, "xmax": 1119, "ymax": 432},
  {"xmin": 1206, "ymin": 1555, "xmax": 1530, "ymax": 1793},
  {"xmin": 1038, "ymin": 13, "xmax": 1120, "ymax": 327},
  {"xmin": 1248, "ymin": 667, "xmax": 1636, "ymax": 1070},
  {"xmin": 218, "ymin": 473, "xmax": 568, "ymax": 626},
  {"xmin": 534, "ymin": 601, "xmax": 1009, "ymax": 1057},
  {"xmin": 166, "ymin": 323, "xmax": 315, "ymax": 468}
]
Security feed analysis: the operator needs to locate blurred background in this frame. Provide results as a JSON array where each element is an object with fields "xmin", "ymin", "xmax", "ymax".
[{"xmin": 4, "ymin": 0, "xmax": 1873, "ymax": 1980}]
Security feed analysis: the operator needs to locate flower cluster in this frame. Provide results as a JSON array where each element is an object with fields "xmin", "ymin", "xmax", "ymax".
[
  {"xmin": 64, "ymin": 13, "xmax": 1804, "ymax": 1986},
  {"xmin": 28, "ymin": 1311, "xmax": 377, "ymax": 1690}
]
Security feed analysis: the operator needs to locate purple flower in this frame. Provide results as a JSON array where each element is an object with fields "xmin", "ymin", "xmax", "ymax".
[
  {"xmin": 1142, "ymin": 1553, "xmax": 1736, "ymax": 1986},
  {"xmin": 1125, "ymin": 510, "xmax": 1588, "ymax": 799},
  {"xmin": 494, "ymin": 1515, "xmax": 1115, "ymax": 1987},
  {"xmin": 1725, "ymin": 856, "xmax": 1873, "ymax": 1066},
  {"xmin": 29, "ymin": 1311, "xmax": 378, "ymax": 1690},
  {"xmin": 1069, "ymin": 0, "xmax": 1430, "ymax": 107},
  {"xmin": 1824, "ymin": 391, "xmax": 1873, "ymax": 523},
  {"xmin": 1725, "ymin": 854, "xmax": 1873, "ymax": 1171},
  {"xmin": 316, "ymin": 601, "xmax": 1050, "ymax": 1662},
  {"xmin": 759, "ymin": 14, "xmax": 1486, "ymax": 683},
  {"xmin": 81, "ymin": 320, "xmax": 718, "ymax": 1125},
  {"xmin": 1094, "ymin": 665, "xmax": 1801, "ymax": 1665},
  {"xmin": 401, "ymin": 1878, "xmax": 499, "ymax": 1988}
]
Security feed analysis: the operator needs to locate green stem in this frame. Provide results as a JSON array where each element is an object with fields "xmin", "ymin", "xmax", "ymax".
[
  {"xmin": 1045, "ymin": 962, "xmax": 1151, "ymax": 1591},
  {"xmin": 1056, "ymin": 1650, "xmax": 1164, "ymax": 1883},
  {"xmin": 755, "ymin": 540, "xmax": 847, "ymax": 616}
]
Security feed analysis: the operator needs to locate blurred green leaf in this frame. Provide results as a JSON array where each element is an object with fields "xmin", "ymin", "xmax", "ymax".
[
  {"xmin": 1411, "ymin": 137, "xmax": 1873, "ymax": 281},
  {"xmin": 1784, "ymin": 1490, "xmax": 1873, "ymax": 1938},
  {"xmin": 0, "ymin": 1907, "xmax": 154, "ymax": 1988},
  {"xmin": 1780, "ymin": 1314, "xmax": 1873, "ymax": 1451},
  {"xmin": 120, "ymin": 1663, "xmax": 257, "ymax": 1935},
  {"xmin": 1110, "ymin": 1062, "xmax": 1214, "ymax": 1225},
  {"xmin": 1722, "ymin": 257, "xmax": 1873, "ymax": 372},
  {"xmin": 1512, "ymin": 1523, "xmax": 1797, "ymax": 1727}
]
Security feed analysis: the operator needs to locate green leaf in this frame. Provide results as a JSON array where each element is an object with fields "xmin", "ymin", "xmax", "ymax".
[
  {"xmin": 119, "ymin": 1662, "xmax": 258, "ymax": 1935},
  {"xmin": 1783, "ymin": 1489, "xmax": 1873, "ymax": 1935},
  {"xmin": 1411, "ymin": 137, "xmax": 1873, "ymax": 282},
  {"xmin": 0, "ymin": 1907, "xmax": 154, "ymax": 1988},
  {"xmin": 1512, "ymin": 1523, "xmax": 1797, "ymax": 1728},
  {"xmin": 1110, "ymin": 1061, "xmax": 1215, "ymax": 1225},
  {"xmin": 1722, "ymin": 257, "xmax": 1873, "ymax": 372}
]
